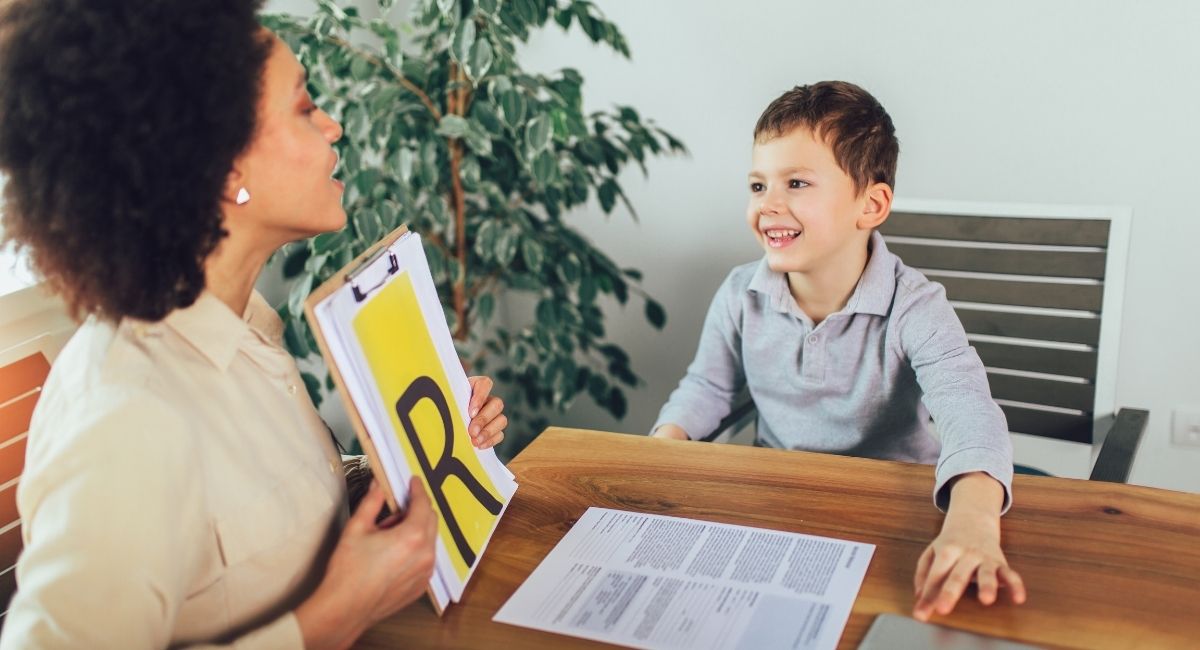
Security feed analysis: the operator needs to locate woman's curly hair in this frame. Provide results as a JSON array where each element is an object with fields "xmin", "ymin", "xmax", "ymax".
[{"xmin": 0, "ymin": 0, "xmax": 271, "ymax": 321}]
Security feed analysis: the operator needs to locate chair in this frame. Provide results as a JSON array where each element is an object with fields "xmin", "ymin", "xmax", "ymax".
[
  {"xmin": 708, "ymin": 199, "xmax": 1148, "ymax": 483},
  {"xmin": 0, "ymin": 284, "xmax": 76, "ymax": 624}
]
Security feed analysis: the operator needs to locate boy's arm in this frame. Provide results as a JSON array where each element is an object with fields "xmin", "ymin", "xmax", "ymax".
[
  {"xmin": 899, "ymin": 280, "xmax": 1013, "ymax": 513},
  {"xmin": 651, "ymin": 271, "xmax": 747, "ymax": 441},
  {"xmin": 899, "ymin": 278, "xmax": 1023, "ymax": 618}
]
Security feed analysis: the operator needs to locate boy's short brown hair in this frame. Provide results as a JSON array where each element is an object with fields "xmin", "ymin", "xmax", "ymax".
[{"xmin": 754, "ymin": 81, "xmax": 898, "ymax": 193}]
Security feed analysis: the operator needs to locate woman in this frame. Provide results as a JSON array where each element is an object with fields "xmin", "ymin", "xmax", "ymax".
[{"xmin": 0, "ymin": 1, "xmax": 507, "ymax": 647}]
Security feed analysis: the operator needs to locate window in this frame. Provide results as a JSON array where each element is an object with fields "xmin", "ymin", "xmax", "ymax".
[{"xmin": 0, "ymin": 176, "xmax": 39, "ymax": 296}]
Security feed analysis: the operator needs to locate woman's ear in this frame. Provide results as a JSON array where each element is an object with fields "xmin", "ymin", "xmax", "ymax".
[
  {"xmin": 857, "ymin": 182, "xmax": 893, "ymax": 230},
  {"xmin": 223, "ymin": 165, "xmax": 248, "ymax": 206}
]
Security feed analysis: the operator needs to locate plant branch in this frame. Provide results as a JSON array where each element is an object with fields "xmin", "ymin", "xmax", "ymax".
[
  {"xmin": 448, "ymin": 61, "xmax": 470, "ymax": 340},
  {"xmin": 299, "ymin": 28, "xmax": 443, "ymax": 121}
]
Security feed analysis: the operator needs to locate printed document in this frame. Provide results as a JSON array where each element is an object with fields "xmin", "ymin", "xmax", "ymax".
[{"xmin": 494, "ymin": 507, "xmax": 873, "ymax": 650}]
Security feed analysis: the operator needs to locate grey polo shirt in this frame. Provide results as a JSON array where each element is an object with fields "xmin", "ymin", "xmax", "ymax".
[{"xmin": 653, "ymin": 231, "xmax": 1013, "ymax": 512}]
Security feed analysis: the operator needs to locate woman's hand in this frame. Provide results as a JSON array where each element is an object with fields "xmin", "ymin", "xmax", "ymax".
[
  {"xmin": 466, "ymin": 376, "xmax": 506, "ymax": 450},
  {"xmin": 296, "ymin": 478, "xmax": 438, "ymax": 650},
  {"xmin": 913, "ymin": 473, "xmax": 1026, "ymax": 621}
]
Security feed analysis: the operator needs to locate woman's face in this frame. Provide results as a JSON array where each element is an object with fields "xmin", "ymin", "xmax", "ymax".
[{"xmin": 230, "ymin": 34, "xmax": 345, "ymax": 244}]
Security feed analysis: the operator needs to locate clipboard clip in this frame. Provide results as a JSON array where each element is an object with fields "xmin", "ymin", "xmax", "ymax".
[{"xmin": 347, "ymin": 247, "xmax": 400, "ymax": 303}]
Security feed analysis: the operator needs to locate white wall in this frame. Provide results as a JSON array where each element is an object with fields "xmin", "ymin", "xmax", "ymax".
[{"xmin": 511, "ymin": 1, "xmax": 1200, "ymax": 493}]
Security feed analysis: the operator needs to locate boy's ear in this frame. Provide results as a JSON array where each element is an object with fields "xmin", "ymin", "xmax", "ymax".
[{"xmin": 857, "ymin": 182, "xmax": 893, "ymax": 230}]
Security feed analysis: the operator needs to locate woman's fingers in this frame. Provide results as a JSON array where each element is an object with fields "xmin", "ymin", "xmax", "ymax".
[
  {"xmin": 467, "ymin": 376, "xmax": 493, "ymax": 418},
  {"xmin": 469, "ymin": 395, "xmax": 504, "ymax": 438},
  {"xmin": 347, "ymin": 480, "xmax": 386, "ymax": 534},
  {"xmin": 474, "ymin": 413, "xmax": 506, "ymax": 449}
]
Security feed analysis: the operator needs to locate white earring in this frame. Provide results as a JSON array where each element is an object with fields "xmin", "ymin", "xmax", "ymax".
[{"xmin": 235, "ymin": 187, "xmax": 251, "ymax": 205}]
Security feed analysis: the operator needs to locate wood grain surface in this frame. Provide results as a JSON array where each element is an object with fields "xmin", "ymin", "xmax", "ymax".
[{"xmin": 356, "ymin": 427, "xmax": 1200, "ymax": 650}]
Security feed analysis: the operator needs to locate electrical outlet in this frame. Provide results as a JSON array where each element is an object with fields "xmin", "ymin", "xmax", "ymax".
[{"xmin": 1172, "ymin": 408, "xmax": 1200, "ymax": 447}]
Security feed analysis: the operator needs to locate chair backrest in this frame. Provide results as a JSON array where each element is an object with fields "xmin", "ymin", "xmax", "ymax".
[
  {"xmin": 881, "ymin": 199, "xmax": 1131, "ymax": 475},
  {"xmin": 0, "ymin": 284, "xmax": 76, "ymax": 621}
]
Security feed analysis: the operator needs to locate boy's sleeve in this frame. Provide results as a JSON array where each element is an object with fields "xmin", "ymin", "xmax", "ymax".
[
  {"xmin": 651, "ymin": 271, "xmax": 747, "ymax": 440},
  {"xmin": 897, "ymin": 278, "xmax": 1014, "ymax": 515}
]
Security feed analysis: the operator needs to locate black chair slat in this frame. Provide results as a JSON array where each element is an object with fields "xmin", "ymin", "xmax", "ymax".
[
  {"xmin": 975, "ymin": 341, "xmax": 1099, "ymax": 380},
  {"xmin": 987, "ymin": 372, "xmax": 1095, "ymax": 411},
  {"xmin": 884, "ymin": 212, "xmax": 1110, "ymax": 247},
  {"xmin": 957, "ymin": 308, "xmax": 1100, "ymax": 346},
  {"xmin": 888, "ymin": 242, "xmax": 1107, "ymax": 279},
  {"xmin": 1001, "ymin": 404, "xmax": 1093, "ymax": 444},
  {"xmin": 936, "ymin": 275, "xmax": 1104, "ymax": 311}
]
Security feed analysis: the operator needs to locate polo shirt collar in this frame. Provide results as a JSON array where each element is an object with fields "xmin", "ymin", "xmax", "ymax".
[
  {"xmin": 851, "ymin": 231, "xmax": 898, "ymax": 316},
  {"xmin": 746, "ymin": 230, "xmax": 897, "ymax": 317}
]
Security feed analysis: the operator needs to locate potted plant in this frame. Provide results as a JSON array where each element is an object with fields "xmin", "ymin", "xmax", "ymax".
[{"xmin": 264, "ymin": 0, "xmax": 685, "ymax": 454}]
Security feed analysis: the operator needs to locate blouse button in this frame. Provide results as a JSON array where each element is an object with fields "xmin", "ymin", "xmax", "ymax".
[
  {"xmin": 288, "ymin": 384, "xmax": 298, "ymax": 396},
  {"xmin": 808, "ymin": 335, "xmax": 819, "ymax": 344}
]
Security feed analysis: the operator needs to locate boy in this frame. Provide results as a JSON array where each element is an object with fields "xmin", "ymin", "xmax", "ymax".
[{"xmin": 652, "ymin": 82, "xmax": 1026, "ymax": 621}]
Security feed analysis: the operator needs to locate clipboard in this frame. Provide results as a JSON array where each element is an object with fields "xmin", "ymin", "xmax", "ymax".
[{"xmin": 303, "ymin": 225, "xmax": 518, "ymax": 615}]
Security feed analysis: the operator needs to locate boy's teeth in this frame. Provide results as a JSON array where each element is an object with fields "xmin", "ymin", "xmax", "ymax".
[{"xmin": 766, "ymin": 229, "xmax": 800, "ymax": 238}]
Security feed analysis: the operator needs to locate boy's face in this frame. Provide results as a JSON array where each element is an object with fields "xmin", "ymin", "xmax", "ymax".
[{"xmin": 746, "ymin": 127, "xmax": 870, "ymax": 276}]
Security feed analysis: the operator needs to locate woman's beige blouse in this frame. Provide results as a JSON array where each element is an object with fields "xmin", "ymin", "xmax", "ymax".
[{"xmin": 1, "ymin": 291, "xmax": 348, "ymax": 648}]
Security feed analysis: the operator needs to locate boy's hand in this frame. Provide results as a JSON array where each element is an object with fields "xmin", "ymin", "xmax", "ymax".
[
  {"xmin": 913, "ymin": 473, "xmax": 1026, "ymax": 621},
  {"xmin": 467, "ymin": 376, "xmax": 506, "ymax": 450},
  {"xmin": 651, "ymin": 424, "xmax": 690, "ymax": 440}
]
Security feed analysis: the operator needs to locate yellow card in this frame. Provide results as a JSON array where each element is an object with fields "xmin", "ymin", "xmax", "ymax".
[{"xmin": 352, "ymin": 271, "xmax": 505, "ymax": 580}]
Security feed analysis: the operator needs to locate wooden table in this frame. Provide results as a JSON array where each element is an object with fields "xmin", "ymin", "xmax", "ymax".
[{"xmin": 357, "ymin": 427, "xmax": 1200, "ymax": 649}]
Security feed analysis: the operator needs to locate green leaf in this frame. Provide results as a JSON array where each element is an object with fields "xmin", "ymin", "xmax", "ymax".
[
  {"xmin": 437, "ymin": 114, "xmax": 471, "ymax": 139},
  {"xmin": 598, "ymin": 178, "xmax": 617, "ymax": 213},
  {"xmin": 437, "ymin": 0, "xmax": 456, "ymax": 17},
  {"xmin": 288, "ymin": 272, "xmax": 315, "ymax": 317},
  {"xmin": 396, "ymin": 147, "xmax": 416, "ymax": 182},
  {"xmin": 463, "ymin": 120, "xmax": 493, "ymax": 156},
  {"xmin": 452, "ymin": 18, "xmax": 476, "ymax": 63},
  {"xmin": 350, "ymin": 55, "xmax": 372, "ymax": 81},
  {"xmin": 471, "ymin": 101, "xmax": 504, "ymax": 134},
  {"xmin": 312, "ymin": 231, "xmax": 347, "ymax": 254},
  {"xmin": 477, "ymin": 0, "xmax": 499, "ymax": 14},
  {"xmin": 578, "ymin": 274, "xmax": 596, "ymax": 303},
  {"xmin": 525, "ymin": 113, "xmax": 552, "ymax": 152},
  {"xmin": 606, "ymin": 387, "xmax": 628, "ymax": 419},
  {"xmin": 535, "ymin": 299, "xmax": 557, "ymax": 327},
  {"xmin": 496, "ymin": 227, "xmax": 519, "ymax": 266},
  {"xmin": 282, "ymin": 245, "xmax": 310, "ymax": 279},
  {"xmin": 475, "ymin": 292, "xmax": 496, "ymax": 324},
  {"xmin": 499, "ymin": 90, "xmax": 527, "ymax": 127},
  {"xmin": 520, "ymin": 238, "xmax": 545, "ymax": 272},
  {"xmin": 466, "ymin": 38, "xmax": 494, "ymax": 80},
  {"xmin": 514, "ymin": 0, "xmax": 537, "ymax": 24},
  {"xmin": 474, "ymin": 219, "xmax": 501, "ymax": 261},
  {"xmin": 283, "ymin": 317, "xmax": 311, "ymax": 358},
  {"xmin": 531, "ymin": 151, "xmax": 556, "ymax": 186},
  {"xmin": 301, "ymin": 371, "xmax": 323, "ymax": 408},
  {"xmin": 644, "ymin": 299, "xmax": 666, "ymax": 329},
  {"xmin": 357, "ymin": 207, "xmax": 383, "ymax": 244}
]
